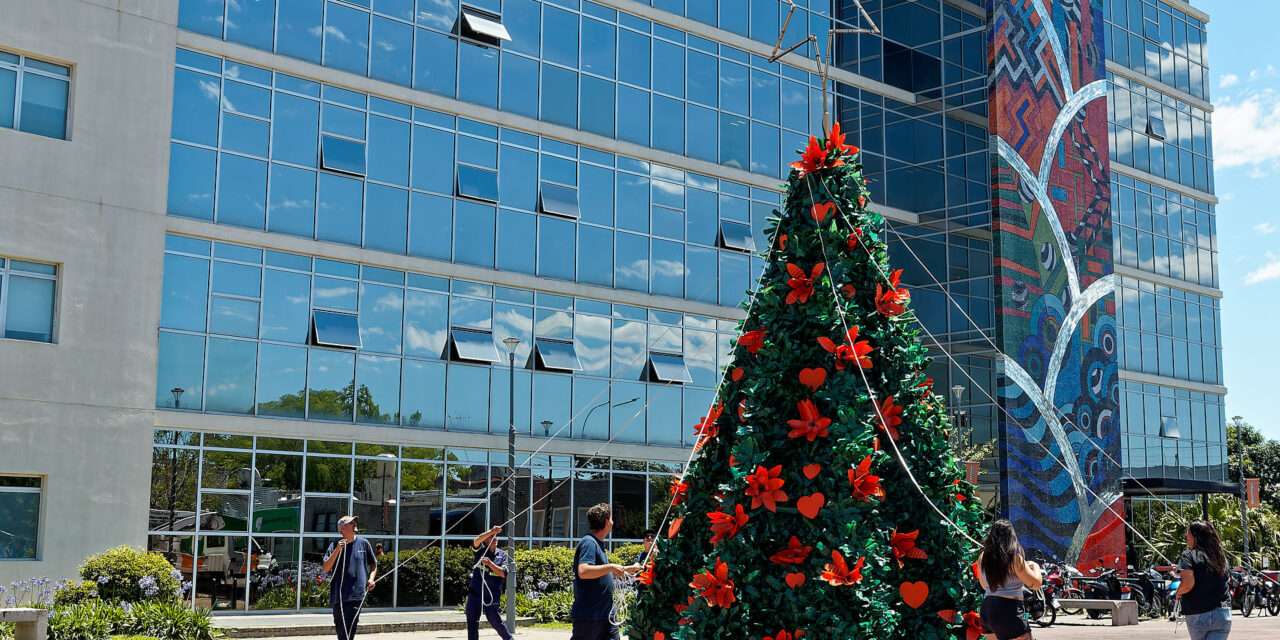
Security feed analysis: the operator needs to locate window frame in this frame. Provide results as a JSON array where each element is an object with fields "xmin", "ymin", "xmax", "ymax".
[
  {"xmin": 0, "ymin": 256, "xmax": 59, "ymax": 344},
  {"xmin": 310, "ymin": 310, "xmax": 361, "ymax": 349},
  {"xmin": 0, "ymin": 474, "xmax": 44, "ymax": 561},
  {"xmin": 0, "ymin": 49, "xmax": 72, "ymax": 140},
  {"xmin": 456, "ymin": 6, "xmax": 513, "ymax": 48},
  {"xmin": 645, "ymin": 351, "xmax": 693, "ymax": 384}
]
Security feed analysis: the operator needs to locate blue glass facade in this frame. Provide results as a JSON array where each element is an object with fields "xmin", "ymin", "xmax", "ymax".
[{"xmin": 148, "ymin": 0, "xmax": 1226, "ymax": 606}]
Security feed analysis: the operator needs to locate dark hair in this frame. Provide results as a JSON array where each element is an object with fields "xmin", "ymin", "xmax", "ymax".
[
  {"xmin": 643, "ymin": 530, "xmax": 656, "ymax": 538},
  {"xmin": 587, "ymin": 503, "xmax": 612, "ymax": 531},
  {"xmin": 1187, "ymin": 521, "xmax": 1228, "ymax": 576},
  {"xmin": 981, "ymin": 520, "xmax": 1023, "ymax": 590}
]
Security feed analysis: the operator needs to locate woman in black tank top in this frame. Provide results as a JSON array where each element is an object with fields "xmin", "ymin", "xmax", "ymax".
[{"xmin": 1175, "ymin": 521, "xmax": 1231, "ymax": 640}]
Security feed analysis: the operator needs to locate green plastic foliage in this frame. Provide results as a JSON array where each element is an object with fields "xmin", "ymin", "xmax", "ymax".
[{"xmin": 627, "ymin": 134, "xmax": 986, "ymax": 640}]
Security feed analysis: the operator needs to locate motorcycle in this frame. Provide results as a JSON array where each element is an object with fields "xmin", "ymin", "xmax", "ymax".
[
  {"xmin": 1122, "ymin": 566, "xmax": 1168, "ymax": 619},
  {"xmin": 1240, "ymin": 569, "xmax": 1270, "ymax": 618},
  {"xmin": 1080, "ymin": 567, "xmax": 1125, "ymax": 619},
  {"xmin": 1053, "ymin": 562, "xmax": 1087, "ymax": 616},
  {"xmin": 1023, "ymin": 573, "xmax": 1059, "ymax": 628}
]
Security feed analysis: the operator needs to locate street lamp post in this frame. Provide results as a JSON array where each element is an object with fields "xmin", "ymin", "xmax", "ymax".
[
  {"xmin": 1233, "ymin": 416, "xmax": 1250, "ymax": 567},
  {"xmin": 166, "ymin": 388, "xmax": 184, "ymax": 549},
  {"xmin": 542, "ymin": 420, "xmax": 553, "ymax": 438},
  {"xmin": 501, "ymin": 336, "xmax": 521, "ymax": 633}
]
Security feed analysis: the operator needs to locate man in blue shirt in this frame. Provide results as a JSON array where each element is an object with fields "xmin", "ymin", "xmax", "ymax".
[
  {"xmin": 466, "ymin": 525, "xmax": 512, "ymax": 640},
  {"xmin": 572, "ymin": 504, "xmax": 641, "ymax": 640},
  {"xmin": 322, "ymin": 515, "xmax": 378, "ymax": 640}
]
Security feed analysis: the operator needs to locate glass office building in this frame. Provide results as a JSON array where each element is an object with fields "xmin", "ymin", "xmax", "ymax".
[{"xmin": 0, "ymin": 0, "xmax": 1224, "ymax": 611}]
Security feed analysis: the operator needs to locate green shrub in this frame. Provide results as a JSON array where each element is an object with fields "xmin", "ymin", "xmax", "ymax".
[
  {"xmin": 79, "ymin": 547, "xmax": 182, "ymax": 603},
  {"xmin": 249, "ymin": 584, "xmax": 299, "ymax": 611},
  {"xmin": 0, "ymin": 622, "xmax": 12, "ymax": 640},
  {"xmin": 54, "ymin": 580, "xmax": 101, "ymax": 607},
  {"xmin": 49, "ymin": 600, "xmax": 127, "ymax": 640},
  {"xmin": 118, "ymin": 601, "xmax": 214, "ymax": 640},
  {"xmin": 609, "ymin": 544, "xmax": 647, "ymax": 567},
  {"xmin": 441, "ymin": 545, "xmax": 476, "ymax": 605},
  {"xmin": 111, "ymin": 636, "xmax": 162, "ymax": 640},
  {"xmin": 512, "ymin": 546, "xmax": 576, "ymax": 595},
  {"xmin": 515, "ymin": 590, "xmax": 574, "ymax": 623}
]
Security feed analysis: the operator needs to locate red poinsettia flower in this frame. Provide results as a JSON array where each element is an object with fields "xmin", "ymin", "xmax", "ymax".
[
  {"xmin": 777, "ymin": 233, "xmax": 788, "ymax": 251},
  {"xmin": 816, "ymin": 325, "xmax": 873, "ymax": 371},
  {"xmin": 890, "ymin": 528, "xmax": 929, "ymax": 567},
  {"xmin": 769, "ymin": 536, "xmax": 813, "ymax": 565},
  {"xmin": 670, "ymin": 480, "xmax": 689, "ymax": 506},
  {"xmin": 875, "ymin": 269, "xmax": 911, "ymax": 317},
  {"xmin": 963, "ymin": 611, "xmax": 983, "ymax": 640},
  {"xmin": 825, "ymin": 121, "xmax": 858, "ymax": 155},
  {"xmin": 821, "ymin": 550, "xmax": 865, "ymax": 586},
  {"xmin": 786, "ymin": 399, "xmax": 831, "ymax": 442},
  {"xmin": 637, "ymin": 557, "xmax": 656, "ymax": 585},
  {"xmin": 763, "ymin": 630, "xmax": 806, "ymax": 640},
  {"xmin": 785, "ymin": 262, "xmax": 824, "ymax": 305},
  {"xmin": 693, "ymin": 403, "xmax": 724, "ymax": 450},
  {"xmin": 915, "ymin": 376, "xmax": 934, "ymax": 390},
  {"xmin": 847, "ymin": 227, "xmax": 865, "ymax": 252},
  {"xmin": 848, "ymin": 454, "xmax": 885, "ymax": 502},
  {"xmin": 653, "ymin": 632, "xmax": 665, "ymax": 640},
  {"xmin": 790, "ymin": 135, "xmax": 844, "ymax": 175},
  {"xmin": 840, "ymin": 283, "xmax": 856, "ymax": 298},
  {"xmin": 744, "ymin": 465, "xmax": 788, "ymax": 512},
  {"xmin": 878, "ymin": 396, "xmax": 905, "ymax": 440},
  {"xmin": 738, "ymin": 329, "xmax": 766, "ymax": 354},
  {"xmin": 690, "ymin": 559, "xmax": 736, "ymax": 608},
  {"xmin": 668, "ymin": 516, "xmax": 683, "ymax": 538},
  {"xmin": 707, "ymin": 504, "xmax": 749, "ymax": 545},
  {"xmin": 953, "ymin": 479, "xmax": 968, "ymax": 503}
]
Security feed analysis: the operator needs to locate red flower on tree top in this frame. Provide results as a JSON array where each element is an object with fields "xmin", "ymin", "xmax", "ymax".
[
  {"xmin": 738, "ymin": 329, "xmax": 766, "ymax": 354},
  {"xmin": 785, "ymin": 263, "xmax": 824, "ymax": 305},
  {"xmin": 848, "ymin": 454, "xmax": 884, "ymax": 502},
  {"xmin": 876, "ymin": 269, "xmax": 911, "ymax": 317},
  {"xmin": 690, "ymin": 559, "xmax": 736, "ymax": 608},
  {"xmin": 790, "ymin": 135, "xmax": 844, "ymax": 175},
  {"xmin": 786, "ymin": 399, "xmax": 832, "ymax": 442},
  {"xmin": 820, "ymin": 550, "xmax": 865, "ymax": 586},
  {"xmin": 816, "ymin": 325, "xmax": 873, "ymax": 371},
  {"xmin": 877, "ymin": 396, "xmax": 905, "ymax": 440},
  {"xmin": 707, "ymin": 504, "xmax": 749, "ymax": 545},
  {"xmin": 890, "ymin": 528, "xmax": 929, "ymax": 567},
  {"xmin": 744, "ymin": 464, "xmax": 788, "ymax": 512},
  {"xmin": 768, "ymin": 536, "xmax": 813, "ymax": 566},
  {"xmin": 825, "ymin": 121, "xmax": 858, "ymax": 156}
]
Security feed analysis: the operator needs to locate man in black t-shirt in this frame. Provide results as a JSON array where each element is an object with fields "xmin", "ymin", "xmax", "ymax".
[
  {"xmin": 572, "ymin": 504, "xmax": 641, "ymax": 640},
  {"xmin": 322, "ymin": 516, "xmax": 378, "ymax": 640},
  {"xmin": 632, "ymin": 530, "xmax": 656, "ymax": 593}
]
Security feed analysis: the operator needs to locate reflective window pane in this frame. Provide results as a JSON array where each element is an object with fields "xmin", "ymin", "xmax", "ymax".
[
  {"xmin": 359, "ymin": 283, "xmax": 403, "ymax": 354},
  {"xmin": 356, "ymin": 354, "xmax": 401, "ymax": 424},
  {"xmin": 216, "ymin": 154, "xmax": 268, "ymax": 229},
  {"xmin": 497, "ymin": 210, "xmax": 536, "ymax": 274},
  {"xmin": 454, "ymin": 200, "xmax": 495, "ymax": 267},
  {"xmin": 161, "ymin": 253, "xmax": 210, "ymax": 332},
  {"xmin": 267, "ymin": 164, "xmax": 316, "ymax": 237},
  {"xmin": 277, "ymin": 0, "xmax": 324, "ymax": 63},
  {"xmin": 324, "ymin": 2, "xmax": 371, "ymax": 76},
  {"xmin": 156, "ymin": 332, "xmax": 205, "ymax": 410},
  {"xmin": 172, "ymin": 68, "xmax": 220, "ymax": 146},
  {"xmin": 256, "ymin": 344, "xmax": 308, "ymax": 418},
  {"xmin": 364, "ymin": 184, "xmax": 408, "ymax": 254},
  {"xmin": 402, "ymin": 359, "xmax": 446, "ymax": 428},
  {"xmin": 307, "ymin": 348, "xmax": 355, "ymax": 421},
  {"xmin": 370, "ymin": 16, "xmax": 413, "ymax": 86},
  {"xmin": 316, "ymin": 173, "xmax": 363, "ymax": 245},
  {"xmin": 404, "ymin": 289, "xmax": 448, "ymax": 358},
  {"xmin": 537, "ymin": 216, "xmax": 576, "ymax": 280},
  {"xmin": 205, "ymin": 338, "xmax": 257, "ymax": 414},
  {"xmin": 413, "ymin": 27, "xmax": 457, "ymax": 96},
  {"xmin": 445, "ymin": 363, "xmax": 490, "ymax": 431}
]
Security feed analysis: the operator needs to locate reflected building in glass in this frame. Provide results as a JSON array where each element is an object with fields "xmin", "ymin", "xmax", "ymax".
[{"xmin": 0, "ymin": 0, "xmax": 1225, "ymax": 608}]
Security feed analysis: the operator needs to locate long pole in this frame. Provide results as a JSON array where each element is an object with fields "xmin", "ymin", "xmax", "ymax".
[
  {"xmin": 1235, "ymin": 417, "xmax": 1250, "ymax": 567},
  {"xmin": 507, "ymin": 350, "xmax": 517, "ymax": 632}
]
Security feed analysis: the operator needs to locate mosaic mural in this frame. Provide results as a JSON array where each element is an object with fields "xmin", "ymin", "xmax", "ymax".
[{"xmin": 987, "ymin": 0, "xmax": 1123, "ymax": 566}]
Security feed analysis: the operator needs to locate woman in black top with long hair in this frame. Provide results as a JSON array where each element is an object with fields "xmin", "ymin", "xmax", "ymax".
[
  {"xmin": 1175, "ymin": 521, "xmax": 1231, "ymax": 639},
  {"xmin": 976, "ymin": 520, "xmax": 1042, "ymax": 640}
]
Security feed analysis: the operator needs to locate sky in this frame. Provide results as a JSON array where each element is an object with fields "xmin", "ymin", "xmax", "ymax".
[{"xmin": 1196, "ymin": 1, "xmax": 1280, "ymax": 439}]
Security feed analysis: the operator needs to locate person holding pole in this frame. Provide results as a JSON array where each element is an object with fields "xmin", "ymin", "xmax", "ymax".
[
  {"xmin": 466, "ymin": 525, "xmax": 513, "ymax": 640},
  {"xmin": 322, "ymin": 516, "xmax": 377, "ymax": 640}
]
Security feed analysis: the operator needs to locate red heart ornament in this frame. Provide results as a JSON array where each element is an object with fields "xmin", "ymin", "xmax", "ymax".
[
  {"xmin": 802, "ymin": 463, "xmax": 821, "ymax": 480},
  {"xmin": 796, "ymin": 492, "xmax": 825, "ymax": 519},
  {"xmin": 900, "ymin": 582, "xmax": 929, "ymax": 609},
  {"xmin": 731, "ymin": 367, "xmax": 744, "ymax": 382},
  {"xmin": 810, "ymin": 201, "xmax": 836, "ymax": 223},
  {"xmin": 797, "ymin": 368, "xmax": 827, "ymax": 391},
  {"xmin": 785, "ymin": 572, "xmax": 806, "ymax": 589}
]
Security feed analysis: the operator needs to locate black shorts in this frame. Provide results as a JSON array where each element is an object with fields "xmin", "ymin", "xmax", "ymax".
[{"xmin": 980, "ymin": 595, "xmax": 1031, "ymax": 640}]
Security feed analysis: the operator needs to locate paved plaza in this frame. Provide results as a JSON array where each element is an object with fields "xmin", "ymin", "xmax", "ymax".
[{"xmin": 231, "ymin": 611, "xmax": 1280, "ymax": 640}]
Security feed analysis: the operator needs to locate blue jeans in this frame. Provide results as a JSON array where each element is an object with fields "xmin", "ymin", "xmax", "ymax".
[{"xmin": 1185, "ymin": 607, "xmax": 1231, "ymax": 640}]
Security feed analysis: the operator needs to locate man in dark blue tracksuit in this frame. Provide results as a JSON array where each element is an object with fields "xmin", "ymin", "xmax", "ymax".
[{"xmin": 466, "ymin": 525, "xmax": 512, "ymax": 640}]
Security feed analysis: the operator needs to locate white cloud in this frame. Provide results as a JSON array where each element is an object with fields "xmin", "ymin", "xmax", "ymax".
[
  {"xmin": 1254, "ymin": 222, "xmax": 1278, "ymax": 235},
  {"xmin": 1250, "ymin": 65, "xmax": 1279, "ymax": 81},
  {"xmin": 1213, "ymin": 91, "xmax": 1280, "ymax": 173},
  {"xmin": 1245, "ymin": 254, "xmax": 1280, "ymax": 285},
  {"xmin": 1221, "ymin": 73, "xmax": 1240, "ymax": 89}
]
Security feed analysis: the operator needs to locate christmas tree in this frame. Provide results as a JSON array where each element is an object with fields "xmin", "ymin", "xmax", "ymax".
[{"xmin": 627, "ymin": 126, "xmax": 988, "ymax": 640}]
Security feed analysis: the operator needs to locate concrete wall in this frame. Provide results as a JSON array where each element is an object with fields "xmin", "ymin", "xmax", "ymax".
[{"xmin": 0, "ymin": 0, "xmax": 178, "ymax": 583}]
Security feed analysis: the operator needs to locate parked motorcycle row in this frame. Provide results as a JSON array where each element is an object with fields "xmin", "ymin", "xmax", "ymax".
[{"xmin": 1017, "ymin": 556, "xmax": 1280, "ymax": 628}]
